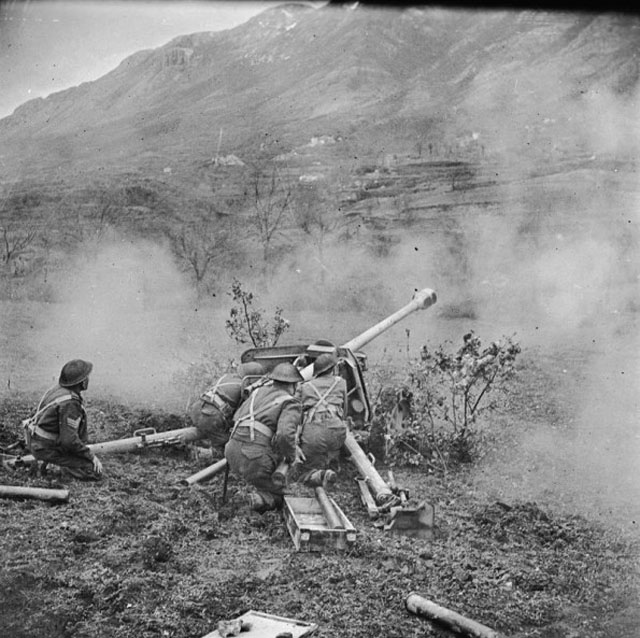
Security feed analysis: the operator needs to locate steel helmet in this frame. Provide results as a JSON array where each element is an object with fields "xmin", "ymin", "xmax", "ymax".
[
  {"xmin": 59, "ymin": 359, "xmax": 93, "ymax": 387},
  {"xmin": 313, "ymin": 353, "xmax": 338, "ymax": 376},
  {"xmin": 268, "ymin": 362, "xmax": 303, "ymax": 383},
  {"xmin": 237, "ymin": 362, "xmax": 265, "ymax": 378}
]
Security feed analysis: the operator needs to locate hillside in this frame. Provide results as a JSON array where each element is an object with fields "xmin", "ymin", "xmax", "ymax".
[
  {"xmin": 0, "ymin": 3, "xmax": 637, "ymax": 324},
  {"xmin": 0, "ymin": 4, "xmax": 638, "ymax": 180}
]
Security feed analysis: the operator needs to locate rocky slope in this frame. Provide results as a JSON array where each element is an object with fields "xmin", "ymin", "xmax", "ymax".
[{"xmin": 0, "ymin": 4, "xmax": 637, "ymax": 179}]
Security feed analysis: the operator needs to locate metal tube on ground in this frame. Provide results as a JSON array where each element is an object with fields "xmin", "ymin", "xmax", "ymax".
[
  {"xmin": 405, "ymin": 593, "xmax": 505, "ymax": 638},
  {"xmin": 181, "ymin": 458, "xmax": 228, "ymax": 486},
  {"xmin": 0, "ymin": 485, "xmax": 69, "ymax": 503},
  {"xmin": 314, "ymin": 486, "xmax": 343, "ymax": 529},
  {"xmin": 343, "ymin": 431, "xmax": 393, "ymax": 505}
]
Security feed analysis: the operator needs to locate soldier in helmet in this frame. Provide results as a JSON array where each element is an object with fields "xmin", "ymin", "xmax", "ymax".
[
  {"xmin": 27, "ymin": 359, "xmax": 103, "ymax": 481},
  {"xmin": 225, "ymin": 362, "xmax": 303, "ymax": 513},
  {"xmin": 189, "ymin": 361, "xmax": 265, "ymax": 451},
  {"xmin": 293, "ymin": 352, "xmax": 348, "ymax": 486},
  {"xmin": 293, "ymin": 339, "xmax": 338, "ymax": 375}
]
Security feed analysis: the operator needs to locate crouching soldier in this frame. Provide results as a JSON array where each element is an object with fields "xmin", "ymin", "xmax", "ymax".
[
  {"xmin": 293, "ymin": 353, "xmax": 348, "ymax": 486},
  {"xmin": 27, "ymin": 359, "xmax": 103, "ymax": 481},
  {"xmin": 225, "ymin": 362, "xmax": 303, "ymax": 513},
  {"xmin": 189, "ymin": 362, "xmax": 265, "ymax": 451}
]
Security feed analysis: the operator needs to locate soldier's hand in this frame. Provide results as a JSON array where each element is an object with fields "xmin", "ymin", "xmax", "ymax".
[{"xmin": 92, "ymin": 455, "xmax": 103, "ymax": 475}]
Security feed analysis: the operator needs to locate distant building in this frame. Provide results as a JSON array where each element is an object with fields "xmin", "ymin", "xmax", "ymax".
[
  {"xmin": 308, "ymin": 135, "xmax": 336, "ymax": 147},
  {"xmin": 299, "ymin": 174, "xmax": 325, "ymax": 184},
  {"xmin": 212, "ymin": 154, "xmax": 245, "ymax": 166}
]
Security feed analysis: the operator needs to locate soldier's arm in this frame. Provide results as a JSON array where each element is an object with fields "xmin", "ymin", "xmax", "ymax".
[
  {"xmin": 273, "ymin": 399, "xmax": 302, "ymax": 463},
  {"xmin": 57, "ymin": 402, "xmax": 93, "ymax": 461}
]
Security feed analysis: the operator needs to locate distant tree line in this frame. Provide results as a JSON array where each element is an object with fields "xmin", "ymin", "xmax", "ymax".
[{"xmin": 0, "ymin": 148, "xmax": 481, "ymax": 300}]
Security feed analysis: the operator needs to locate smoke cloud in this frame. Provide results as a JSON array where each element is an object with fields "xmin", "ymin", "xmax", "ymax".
[
  {"xmin": 3, "ymin": 20, "xmax": 637, "ymax": 524},
  {"xmin": 25, "ymin": 237, "xmax": 233, "ymax": 409}
]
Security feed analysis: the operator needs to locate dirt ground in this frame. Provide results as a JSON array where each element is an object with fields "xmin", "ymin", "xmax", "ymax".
[{"xmin": 1, "ymin": 341, "xmax": 639, "ymax": 638}]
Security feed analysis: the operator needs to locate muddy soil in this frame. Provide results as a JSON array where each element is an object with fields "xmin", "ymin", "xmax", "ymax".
[{"xmin": 0, "ymin": 347, "xmax": 638, "ymax": 638}]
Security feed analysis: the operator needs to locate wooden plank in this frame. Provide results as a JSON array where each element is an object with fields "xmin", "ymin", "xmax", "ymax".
[{"xmin": 356, "ymin": 478, "xmax": 380, "ymax": 518}]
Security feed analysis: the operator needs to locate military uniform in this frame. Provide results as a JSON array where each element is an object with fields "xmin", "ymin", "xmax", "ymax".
[
  {"xmin": 29, "ymin": 385, "xmax": 101, "ymax": 481},
  {"xmin": 189, "ymin": 372, "xmax": 248, "ymax": 448},
  {"xmin": 225, "ymin": 382, "xmax": 302, "ymax": 511},
  {"xmin": 189, "ymin": 363, "xmax": 265, "ymax": 450},
  {"xmin": 295, "ymin": 373, "xmax": 348, "ymax": 476}
]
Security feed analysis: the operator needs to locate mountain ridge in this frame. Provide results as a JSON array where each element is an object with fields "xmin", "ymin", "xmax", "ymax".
[{"xmin": 0, "ymin": 4, "xmax": 638, "ymax": 181}]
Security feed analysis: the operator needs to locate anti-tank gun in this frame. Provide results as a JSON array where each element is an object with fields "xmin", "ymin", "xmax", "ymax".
[
  {"xmin": 237, "ymin": 287, "xmax": 438, "ymax": 537},
  {"xmin": 6, "ymin": 287, "xmax": 438, "ymax": 536}
]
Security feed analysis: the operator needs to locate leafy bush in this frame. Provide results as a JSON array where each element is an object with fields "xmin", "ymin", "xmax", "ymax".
[
  {"xmin": 369, "ymin": 331, "xmax": 521, "ymax": 472},
  {"xmin": 225, "ymin": 279, "xmax": 290, "ymax": 347}
]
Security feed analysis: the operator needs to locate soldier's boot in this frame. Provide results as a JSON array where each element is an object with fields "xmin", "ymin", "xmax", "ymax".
[
  {"xmin": 248, "ymin": 493, "xmax": 268, "ymax": 513},
  {"xmin": 323, "ymin": 469, "xmax": 337, "ymax": 485},
  {"xmin": 305, "ymin": 469, "xmax": 336, "ymax": 488},
  {"xmin": 248, "ymin": 492, "xmax": 281, "ymax": 514}
]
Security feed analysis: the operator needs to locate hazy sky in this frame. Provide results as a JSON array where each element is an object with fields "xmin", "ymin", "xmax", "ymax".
[{"xmin": 0, "ymin": 0, "xmax": 275, "ymax": 119}]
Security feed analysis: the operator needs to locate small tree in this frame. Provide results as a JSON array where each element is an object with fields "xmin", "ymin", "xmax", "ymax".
[
  {"xmin": 0, "ymin": 224, "xmax": 38, "ymax": 274},
  {"xmin": 225, "ymin": 279, "xmax": 290, "ymax": 347},
  {"xmin": 248, "ymin": 162, "xmax": 293, "ymax": 278},
  {"xmin": 292, "ymin": 180, "xmax": 344, "ymax": 283},
  {"xmin": 171, "ymin": 216, "xmax": 236, "ymax": 295}
]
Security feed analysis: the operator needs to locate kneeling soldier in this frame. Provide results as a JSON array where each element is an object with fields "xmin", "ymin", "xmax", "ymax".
[
  {"xmin": 225, "ymin": 362, "xmax": 302, "ymax": 513},
  {"xmin": 293, "ymin": 352, "xmax": 348, "ymax": 486},
  {"xmin": 27, "ymin": 359, "xmax": 103, "ymax": 481},
  {"xmin": 189, "ymin": 362, "xmax": 265, "ymax": 451}
]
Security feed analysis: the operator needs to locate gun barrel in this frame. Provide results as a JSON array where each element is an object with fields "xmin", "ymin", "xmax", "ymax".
[
  {"xmin": 340, "ymin": 287, "xmax": 436, "ymax": 509},
  {"xmin": 342, "ymin": 287, "xmax": 437, "ymax": 353}
]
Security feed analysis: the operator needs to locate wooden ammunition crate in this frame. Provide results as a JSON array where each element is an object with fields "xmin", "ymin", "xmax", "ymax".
[
  {"xmin": 201, "ymin": 610, "xmax": 317, "ymax": 638},
  {"xmin": 283, "ymin": 495, "xmax": 357, "ymax": 552}
]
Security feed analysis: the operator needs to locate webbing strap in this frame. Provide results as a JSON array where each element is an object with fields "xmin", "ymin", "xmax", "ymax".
[
  {"xmin": 33, "ymin": 425, "xmax": 58, "ymax": 441},
  {"xmin": 234, "ymin": 389, "xmax": 289, "ymax": 441},
  {"xmin": 202, "ymin": 378, "xmax": 237, "ymax": 403},
  {"xmin": 305, "ymin": 378, "xmax": 340, "ymax": 423},
  {"xmin": 25, "ymin": 393, "xmax": 76, "ymax": 443},
  {"xmin": 201, "ymin": 392, "xmax": 228, "ymax": 411},
  {"xmin": 33, "ymin": 393, "xmax": 75, "ymax": 422},
  {"xmin": 246, "ymin": 391, "xmax": 258, "ymax": 441},
  {"xmin": 234, "ymin": 419, "xmax": 273, "ymax": 439}
]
